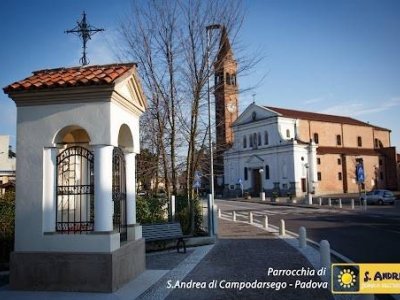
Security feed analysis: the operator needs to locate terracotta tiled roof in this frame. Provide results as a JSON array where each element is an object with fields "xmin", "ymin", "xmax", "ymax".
[
  {"xmin": 3, "ymin": 63, "xmax": 136, "ymax": 93},
  {"xmin": 265, "ymin": 106, "xmax": 390, "ymax": 132},
  {"xmin": 317, "ymin": 146, "xmax": 379, "ymax": 156}
]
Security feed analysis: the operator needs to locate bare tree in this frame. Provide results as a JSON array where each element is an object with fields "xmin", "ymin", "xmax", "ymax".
[{"xmin": 118, "ymin": 0, "xmax": 259, "ymax": 202}]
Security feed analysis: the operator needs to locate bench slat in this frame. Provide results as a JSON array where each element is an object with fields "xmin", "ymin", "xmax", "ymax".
[{"xmin": 142, "ymin": 222, "xmax": 184, "ymax": 242}]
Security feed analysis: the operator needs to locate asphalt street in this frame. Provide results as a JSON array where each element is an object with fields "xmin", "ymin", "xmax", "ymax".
[{"xmin": 216, "ymin": 199, "xmax": 400, "ymax": 263}]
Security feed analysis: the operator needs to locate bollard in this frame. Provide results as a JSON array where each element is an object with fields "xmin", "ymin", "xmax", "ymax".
[
  {"xmin": 213, "ymin": 204, "xmax": 218, "ymax": 236},
  {"xmin": 260, "ymin": 192, "xmax": 266, "ymax": 201},
  {"xmin": 351, "ymin": 199, "xmax": 355, "ymax": 210},
  {"xmin": 328, "ymin": 198, "xmax": 332, "ymax": 207},
  {"xmin": 319, "ymin": 197, "xmax": 322, "ymax": 206},
  {"xmin": 279, "ymin": 219, "xmax": 286, "ymax": 236},
  {"xmin": 363, "ymin": 200, "xmax": 367, "ymax": 211},
  {"xmin": 207, "ymin": 194, "xmax": 213, "ymax": 235},
  {"xmin": 218, "ymin": 208, "xmax": 221, "ymax": 218},
  {"xmin": 249, "ymin": 212, "xmax": 253, "ymax": 224},
  {"xmin": 339, "ymin": 198, "xmax": 342, "ymax": 208},
  {"xmin": 299, "ymin": 226, "xmax": 307, "ymax": 248},
  {"xmin": 320, "ymin": 240, "xmax": 331, "ymax": 270},
  {"xmin": 171, "ymin": 195, "xmax": 176, "ymax": 221},
  {"xmin": 264, "ymin": 215, "xmax": 269, "ymax": 230},
  {"xmin": 233, "ymin": 211, "xmax": 236, "ymax": 222}
]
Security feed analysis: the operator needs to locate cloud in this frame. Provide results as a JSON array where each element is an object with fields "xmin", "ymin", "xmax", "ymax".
[
  {"xmin": 303, "ymin": 93, "xmax": 334, "ymax": 106},
  {"xmin": 88, "ymin": 30, "xmax": 119, "ymax": 65},
  {"xmin": 320, "ymin": 97, "xmax": 400, "ymax": 117}
]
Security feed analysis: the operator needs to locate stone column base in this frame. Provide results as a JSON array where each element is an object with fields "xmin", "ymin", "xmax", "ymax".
[
  {"xmin": 127, "ymin": 224, "xmax": 142, "ymax": 241},
  {"xmin": 10, "ymin": 238, "xmax": 145, "ymax": 292}
]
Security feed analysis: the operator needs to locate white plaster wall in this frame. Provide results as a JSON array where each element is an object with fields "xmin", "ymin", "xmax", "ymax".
[
  {"xmin": 277, "ymin": 117, "xmax": 296, "ymax": 141},
  {"xmin": 293, "ymin": 145, "xmax": 311, "ymax": 195},
  {"xmin": 15, "ymin": 101, "xmax": 112, "ymax": 252},
  {"xmin": 110, "ymin": 102, "xmax": 141, "ymax": 154}
]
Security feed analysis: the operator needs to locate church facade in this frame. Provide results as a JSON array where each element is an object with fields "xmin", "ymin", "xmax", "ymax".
[
  {"xmin": 213, "ymin": 26, "xmax": 397, "ymax": 198},
  {"xmin": 223, "ymin": 104, "xmax": 398, "ymax": 197}
]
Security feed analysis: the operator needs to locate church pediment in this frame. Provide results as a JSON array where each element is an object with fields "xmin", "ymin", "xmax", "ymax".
[
  {"xmin": 246, "ymin": 154, "xmax": 264, "ymax": 164},
  {"xmin": 233, "ymin": 103, "xmax": 279, "ymax": 126},
  {"xmin": 113, "ymin": 68, "xmax": 147, "ymax": 115},
  {"xmin": 246, "ymin": 154, "xmax": 265, "ymax": 169}
]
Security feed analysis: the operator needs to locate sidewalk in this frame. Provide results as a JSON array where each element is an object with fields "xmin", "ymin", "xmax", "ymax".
[
  {"xmin": 160, "ymin": 219, "xmax": 333, "ymax": 300},
  {"xmin": 0, "ymin": 219, "xmax": 333, "ymax": 300}
]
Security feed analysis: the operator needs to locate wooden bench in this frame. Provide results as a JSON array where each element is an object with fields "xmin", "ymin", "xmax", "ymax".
[{"xmin": 142, "ymin": 222, "xmax": 186, "ymax": 253}]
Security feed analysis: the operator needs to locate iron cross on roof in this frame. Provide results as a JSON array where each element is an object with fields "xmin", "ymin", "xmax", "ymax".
[{"xmin": 65, "ymin": 11, "xmax": 105, "ymax": 66}]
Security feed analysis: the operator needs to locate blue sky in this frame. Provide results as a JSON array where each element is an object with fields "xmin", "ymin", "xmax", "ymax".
[{"xmin": 1, "ymin": 0, "xmax": 399, "ymax": 150}]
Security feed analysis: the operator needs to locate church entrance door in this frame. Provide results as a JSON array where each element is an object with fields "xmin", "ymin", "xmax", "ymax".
[{"xmin": 252, "ymin": 169, "xmax": 261, "ymax": 196}]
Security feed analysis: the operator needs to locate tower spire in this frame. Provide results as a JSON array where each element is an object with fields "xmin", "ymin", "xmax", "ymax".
[{"xmin": 65, "ymin": 11, "xmax": 105, "ymax": 66}]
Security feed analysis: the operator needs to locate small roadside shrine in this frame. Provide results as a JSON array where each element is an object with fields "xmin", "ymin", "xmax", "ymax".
[{"xmin": 3, "ymin": 63, "xmax": 147, "ymax": 292}]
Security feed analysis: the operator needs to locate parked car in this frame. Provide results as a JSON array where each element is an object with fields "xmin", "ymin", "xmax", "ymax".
[{"xmin": 360, "ymin": 189, "xmax": 396, "ymax": 205}]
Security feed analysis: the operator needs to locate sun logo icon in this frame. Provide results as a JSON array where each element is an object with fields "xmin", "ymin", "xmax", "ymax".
[{"xmin": 338, "ymin": 269, "xmax": 357, "ymax": 288}]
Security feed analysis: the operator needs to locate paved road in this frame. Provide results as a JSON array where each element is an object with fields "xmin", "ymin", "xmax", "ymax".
[
  {"xmin": 216, "ymin": 199, "xmax": 400, "ymax": 263},
  {"xmin": 165, "ymin": 219, "xmax": 333, "ymax": 300}
]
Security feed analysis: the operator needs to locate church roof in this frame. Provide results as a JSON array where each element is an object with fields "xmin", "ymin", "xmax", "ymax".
[
  {"xmin": 265, "ymin": 106, "xmax": 390, "ymax": 132},
  {"xmin": 3, "ymin": 63, "xmax": 136, "ymax": 93}
]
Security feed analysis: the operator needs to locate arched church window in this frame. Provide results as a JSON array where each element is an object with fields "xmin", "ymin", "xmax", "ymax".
[
  {"xmin": 286, "ymin": 129, "xmax": 290, "ymax": 138},
  {"xmin": 336, "ymin": 135, "xmax": 342, "ymax": 146},
  {"xmin": 264, "ymin": 131, "xmax": 269, "ymax": 145},
  {"xmin": 313, "ymin": 133, "xmax": 319, "ymax": 144},
  {"xmin": 249, "ymin": 134, "xmax": 253, "ymax": 147},
  {"xmin": 258, "ymin": 133, "xmax": 262, "ymax": 146},
  {"xmin": 244, "ymin": 167, "xmax": 248, "ymax": 180},
  {"xmin": 253, "ymin": 133, "xmax": 257, "ymax": 148},
  {"xmin": 243, "ymin": 136, "xmax": 247, "ymax": 148},
  {"xmin": 265, "ymin": 165, "xmax": 270, "ymax": 180},
  {"xmin": 226, "ymin": 72, "xmax": 231, "ymax": 85}
]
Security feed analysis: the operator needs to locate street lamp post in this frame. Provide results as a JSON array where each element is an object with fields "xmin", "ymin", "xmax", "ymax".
[
  {"xmin": 259, "ymin": 168, "xmax": 265, "ymax": 200},
  {"xmin": 304, "ymin": 163, "xmax": 312, "ymax": 205},
  {"xmin": 206, "ymin": 24, "xmax": 221, "ymax": 236}
]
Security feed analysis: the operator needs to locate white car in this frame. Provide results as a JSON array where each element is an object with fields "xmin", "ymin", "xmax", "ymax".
[{"xmin": 360, "ymin": 189, "xmax": 396, "ymax": 205}]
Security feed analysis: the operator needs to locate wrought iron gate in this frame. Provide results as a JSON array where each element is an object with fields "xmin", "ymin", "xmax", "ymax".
[
  {"xmin": 56, "ymin": 146, "xmax": 94, "ymax": 233},
  {"xmin": 112, "ymin": 147, "xmax": 127, "ymax": 242}
]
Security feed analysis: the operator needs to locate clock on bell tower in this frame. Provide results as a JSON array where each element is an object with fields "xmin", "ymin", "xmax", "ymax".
[{"xmin": 214, "ymin": 26, "xmax": 239, "ymax": 179}]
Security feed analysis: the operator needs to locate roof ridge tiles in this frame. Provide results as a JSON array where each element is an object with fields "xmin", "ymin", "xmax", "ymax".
[
  {"xmin": 3, "ymin": 62, "xmax": 137, "ymax": 93},
  {"xmin": 264, "ymin": 105, "xmax": 389, "ymax": 132},
  {"xmin": 32, "ymin": 62, "xmax": 137, "ymax": 75}
]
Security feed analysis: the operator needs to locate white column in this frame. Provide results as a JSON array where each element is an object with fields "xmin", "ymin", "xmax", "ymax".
[
  {"xmin": 43, "ymin": 147, "xmax": 57, "ymax": 232},
  {"xmin": 94, "ymin": 145, "xmax": 114, "ymax": 232},
  {"xmin": 125, "ymin": 152, "xmax": 136, "ymax": 225}
]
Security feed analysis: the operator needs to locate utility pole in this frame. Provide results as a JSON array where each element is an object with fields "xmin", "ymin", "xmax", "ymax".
[{"xmin": 206, "ymin": 24, "xmax": 221, "ymax": 236}]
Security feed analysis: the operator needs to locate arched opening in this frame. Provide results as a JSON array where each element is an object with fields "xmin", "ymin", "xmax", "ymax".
[
  {"xmin": 113, "ymin": 124, "xmax": 133, "ymax": 243},
  {"xmin": 54, "ymin": 125, "xmax": 91, "ymax": 145},
  {"xmin": 54, "ymin": 126, "xmax": 94, "ymax": 233},
  {"xmin": 117, "ymin": 124, "xmax": 134, "ymax": 152}
]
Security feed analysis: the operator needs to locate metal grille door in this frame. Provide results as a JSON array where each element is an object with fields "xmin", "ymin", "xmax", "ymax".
[
  {"xmin": 56, "ymin": 146, "xmax": 94, "ymax": 233},
  {"xmin": 112, "ymin": 147, "xmax": 127, "ymax": 242}
]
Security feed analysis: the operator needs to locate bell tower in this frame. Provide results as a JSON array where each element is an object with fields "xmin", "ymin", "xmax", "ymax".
[{"xmin": 214, "ymin": 26, "xmax": 238, "ymax": 179}]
